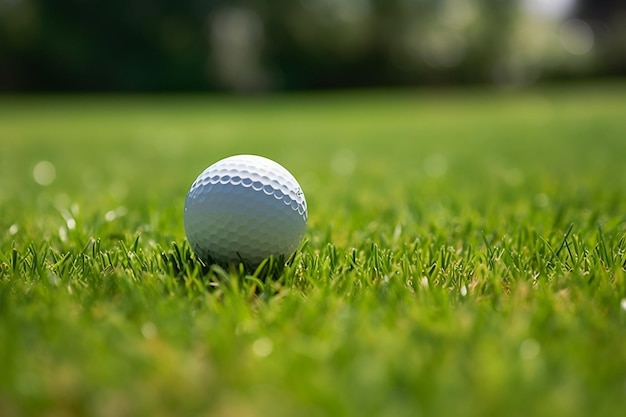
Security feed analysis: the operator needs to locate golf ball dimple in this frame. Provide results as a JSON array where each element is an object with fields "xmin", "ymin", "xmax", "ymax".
[{"xmin": 184, "ymin": 155, "xmax": 308, "ymax": 266}]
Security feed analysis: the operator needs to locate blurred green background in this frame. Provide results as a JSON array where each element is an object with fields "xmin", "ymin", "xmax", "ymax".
[{"xmin": 1, "ymin": 0, "xmax": 624, "ymax": 92}]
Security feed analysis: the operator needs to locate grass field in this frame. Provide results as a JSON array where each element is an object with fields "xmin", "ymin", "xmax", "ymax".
[{"xmin": 1, "ymin": 84, "xmax": 626, "ymax": 417}]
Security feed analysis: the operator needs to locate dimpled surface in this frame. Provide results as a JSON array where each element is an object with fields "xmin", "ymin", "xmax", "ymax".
[{"xmin": 184, "ymin": 155, "xmax": 308, "ymax": 265}]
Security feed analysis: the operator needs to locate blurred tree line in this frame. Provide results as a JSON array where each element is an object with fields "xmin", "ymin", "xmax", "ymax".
[{"xmin": 0, "ymin": 0, "xmax": 624, "ymax": 92}]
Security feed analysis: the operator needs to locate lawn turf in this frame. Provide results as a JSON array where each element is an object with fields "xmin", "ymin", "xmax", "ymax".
[{"xmin": 1, "ymin": 84, "xmax": 626, "ymax": 417}]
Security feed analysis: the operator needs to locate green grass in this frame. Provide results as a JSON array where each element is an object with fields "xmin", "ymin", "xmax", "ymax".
[{"xmin": 1, "ymin": 84, "xmax": 626, "ymax": 417}]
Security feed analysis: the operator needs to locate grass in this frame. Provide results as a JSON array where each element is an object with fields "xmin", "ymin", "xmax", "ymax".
[{"xmin": 1, "ymin": 83, "xmax": 626, "ymax": 417}]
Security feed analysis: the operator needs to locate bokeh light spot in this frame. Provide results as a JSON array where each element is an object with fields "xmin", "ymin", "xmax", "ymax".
[
  {"xmin": 523, "ymin": 0, "xmax": 576, "ymax": 20},
  {"xmin": 559, "ymin": 19, "xmax": 594, "ymax": 56},
  {"xmin": 519, "ymin": 338, "xmax": 541, "ymax": 360},
  {"xmin": 33, "ymin": 161, "xmax": 56, "ymax": 186},
  {"xmin": 105, "ymin": 206, "xmax": 128, "ymax": 222},
  {"xmin": 460, "ymin": 285, "xmax": 468, "ymax": 297},
  {"xmin": 141, "ymin": 322, "xmax": 158, "ymax": 340},
  {"xmin": 252, "ymin": 337, "xmax": 274, "ymax": 357}
]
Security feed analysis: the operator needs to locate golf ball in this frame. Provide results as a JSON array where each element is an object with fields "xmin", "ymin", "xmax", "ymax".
[{"xmin": 184, "ymin": 155, "xmax": 307, "ymax": 266}]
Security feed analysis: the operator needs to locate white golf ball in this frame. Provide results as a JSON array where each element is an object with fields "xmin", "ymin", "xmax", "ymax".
[{"xmin": 184, "ymin": 155, "xmax": 308, "ymax": 266}]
